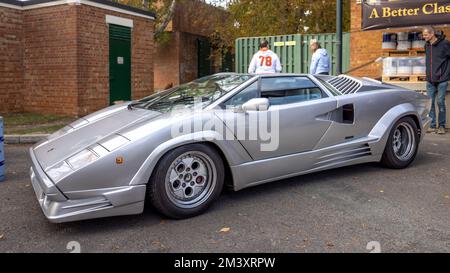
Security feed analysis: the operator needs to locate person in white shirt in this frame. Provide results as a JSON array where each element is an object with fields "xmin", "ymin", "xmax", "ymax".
[{"xmin": 248, "ymin": 40, "xmax": 282, "ymax": 74}]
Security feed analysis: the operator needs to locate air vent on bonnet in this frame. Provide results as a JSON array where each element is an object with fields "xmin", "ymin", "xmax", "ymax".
[{"xmin": 327, "ymin": 75, "xmax": 362, "ymax": 94}]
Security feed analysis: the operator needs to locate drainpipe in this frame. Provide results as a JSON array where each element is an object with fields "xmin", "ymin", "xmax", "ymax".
[{"xmin": 336, "ymin": 0, "xmax": 343, "ymax": 75}]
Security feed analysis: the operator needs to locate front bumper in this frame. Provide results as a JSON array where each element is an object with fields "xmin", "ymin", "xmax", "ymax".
[{"xmin": 29, "ymin": 148, "xmax": 146, "ymax": 223}]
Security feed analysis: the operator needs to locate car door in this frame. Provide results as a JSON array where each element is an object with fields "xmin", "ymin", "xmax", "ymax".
[{"xmin": 217, "ymin": 76, "xmax": 338, "ymax": 161}]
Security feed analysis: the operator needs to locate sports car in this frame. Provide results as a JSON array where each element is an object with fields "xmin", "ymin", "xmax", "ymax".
[{"xmin": 29, "ymin": 73, "xmax": 431, "ymax": 223}]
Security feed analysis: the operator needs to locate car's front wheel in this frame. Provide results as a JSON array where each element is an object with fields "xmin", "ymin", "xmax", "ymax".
[
  {"xmin": 147, "ymin": 143, "xmax": 225, "ymax": 219},
  {"xmin": 380, "ymin": 117, "xmax": 419, "ymax": 169}
]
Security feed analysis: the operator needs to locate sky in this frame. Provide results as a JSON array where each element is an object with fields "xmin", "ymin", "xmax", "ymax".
[{"xmin": 205, "ymin": 0, "xmax": 228, "ymax": 8}]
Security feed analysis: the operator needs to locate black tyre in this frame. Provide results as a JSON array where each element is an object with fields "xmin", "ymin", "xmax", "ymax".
[
  {"xmin": 147, "ymin": 143, "xmax": 225, "ymax": 219},
  {"xmin": 380, "ymin": 117, "xmax": 419, "ymax": 169}
]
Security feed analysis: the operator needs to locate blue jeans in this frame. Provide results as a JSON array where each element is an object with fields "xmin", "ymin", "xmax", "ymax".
[{"xmin": 427, "ymin": 81, "xmax": 448, "ymax": 129}]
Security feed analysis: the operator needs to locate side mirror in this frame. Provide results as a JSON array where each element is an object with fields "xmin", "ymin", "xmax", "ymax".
[{"xmin": 242, "ymin": 98, "xmax": 270, "ymax": 112}]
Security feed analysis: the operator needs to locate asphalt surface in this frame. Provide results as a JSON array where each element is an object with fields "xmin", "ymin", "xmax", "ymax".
[{"xmin": 0, "ymin": 134, "xmax": 449, "ymax": 253}]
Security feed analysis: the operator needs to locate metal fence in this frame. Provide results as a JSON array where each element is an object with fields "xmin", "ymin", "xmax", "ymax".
[{"xmin": 235, "ymin": 32, "xmax": 350, "ymax": 75}]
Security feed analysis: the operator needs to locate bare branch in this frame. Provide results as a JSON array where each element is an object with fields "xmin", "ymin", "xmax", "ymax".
[{"xmin": 155, "ymin": 0, "xmax": 177, "ymax": 38}]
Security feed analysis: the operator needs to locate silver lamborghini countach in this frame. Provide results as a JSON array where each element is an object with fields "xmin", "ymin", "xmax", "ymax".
[{"xmin": 29, "ymin": 73, "xmax": 431, "ymax": 223}]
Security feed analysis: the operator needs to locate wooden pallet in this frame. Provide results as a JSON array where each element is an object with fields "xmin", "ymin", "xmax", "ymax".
[
  {"xmin": 382, "ymin": 49, "xmax": 425, "ymax": 57},
  {"xmin": 382, "ymin": 75, "xmax": 427, "ymax": 82}
]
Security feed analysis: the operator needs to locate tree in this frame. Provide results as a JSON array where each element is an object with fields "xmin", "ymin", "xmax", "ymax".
[
  {"xmin": 113, "ymin": 0, "xmax": 350, "ymax": 54},
  {"xmin": 113, "ymin": 0, "xmax": 227, "ymax": 40},
  {"xmin": 113, "ymin": 0, "xmax": 176, "ymax": 40},
  {"xmin": 214, "ymin": 0, "xmax": 350, "ymax": 50}
]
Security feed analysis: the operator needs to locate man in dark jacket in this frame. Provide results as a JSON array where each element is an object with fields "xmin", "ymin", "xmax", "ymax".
[{"xmin": 423, "ymin": 26, "xmax": 450, "ymax": 135}]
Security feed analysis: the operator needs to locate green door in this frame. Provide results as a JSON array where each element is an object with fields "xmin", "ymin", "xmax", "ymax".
[
  {"xmin": 221, "ymin": 50, "xmax": 234, "ymax": 72},
  {"xmin": 198, "ymin": 38, "xmax": 212, "ymax": 78},
  {"xmin": 109, "ymin": 24, "xmax": 131, "ymax": 105}
]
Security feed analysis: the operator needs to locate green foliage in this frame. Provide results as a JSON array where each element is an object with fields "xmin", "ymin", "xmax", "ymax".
[
  {"xmin": 112, "ymin": 0, "xmax": 351, "ymax": 52},
  {"xmin": 155, "ymin": 31, "xmax": 173, "ymax": 46},
  {"xmin": 112, "ymin": 0, "xmax": 175, "ymax": 31},
  {"xmin": 215, "ymin": 0, "xmax": 350, "ymax": 50}
]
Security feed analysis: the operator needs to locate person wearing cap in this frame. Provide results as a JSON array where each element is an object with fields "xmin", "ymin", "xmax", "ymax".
[
  {"xmin": 309, "ymin": 39, "xmax": 330, "ymax": 75},
  {"xmin": 423, "ymin": 26, "xmax": 449, "ymax": 135},
  {"xmin": 248, "ymin": 40, "xmax": 282, "ymax": 74}
]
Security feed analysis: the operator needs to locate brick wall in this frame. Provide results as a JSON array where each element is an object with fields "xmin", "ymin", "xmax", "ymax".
[
  {"xmin": 350, "ymin": 2, "xmax": 450, "ymax": 79},
  {"xmin": 0, "ymin": 6, "xmax": 24, "ymax": 114},
  {"xmin": 154, "ymin": 32, "xmax": 180, "ymax": 90},
  {"xmin": 0, "ymin": 3, "xmax": 154, "ymax": 116},
  {"xmin": 179, "ymin": 33, "xmax": 202, "ymax": 84},
  {"xmin": 130, "ymin": 10, "xmax": 154, "ymax": 101},
  {"xmin": 77, "ymin": 5, "xmax": 109, "ymax": 116},
  {"xmin": 154, "ymin": 1, "xmax": 228, "ymax": 91},
  {"xmin": 23, "ymin": 5, "xmax": 79, "ymax": 115},
  {"xmin": 154, "ymin": 32, "xmax": 209, "ymax": 90},
  {"xmin": 77, "ymin": 5, "xmax": 155, "ymax": 116}
]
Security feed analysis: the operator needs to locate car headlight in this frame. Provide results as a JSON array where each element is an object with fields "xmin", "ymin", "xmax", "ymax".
[
  {"xmin": 46, "ymin": 147, "xmax": 104, "ymax": 182},
  {"xmin": 44, "ymin": 136, "xmax": 125, "ymax": 183},
  {"xmin": 67, "ymin": 149, "xmax": 99, "ymax": 170},
  {"xmin": 46, "ymin": 161, "xmax": 73, "ymax": 182}
]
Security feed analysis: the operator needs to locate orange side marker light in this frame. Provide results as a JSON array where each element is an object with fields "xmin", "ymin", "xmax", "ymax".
[{"xmin": 116, "ymin": 157, "xmax": 124, "ymax": 165}]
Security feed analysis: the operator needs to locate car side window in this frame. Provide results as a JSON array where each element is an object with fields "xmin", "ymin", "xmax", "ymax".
[
  {"xmin": 222, "ymin": 81, "xmax": 259, "ymax": 108},
  {"xmin": 261, "ymin": 77, "xmax": 326, "ymax": 106}
]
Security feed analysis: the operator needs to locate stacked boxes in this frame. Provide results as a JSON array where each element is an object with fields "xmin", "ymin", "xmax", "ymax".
[
  {"xmin": 382, "ymin": 32, "xmax": 425, "ymax": 51},
  {"xmin": 383, "ymin": 57, "xmax": 426, "ymax": 77}
]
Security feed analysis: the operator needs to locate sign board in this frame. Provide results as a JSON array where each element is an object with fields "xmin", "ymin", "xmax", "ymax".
[
  {"xmin": 274, "ymin": 41, "xmax": 296, "ymax": 47},
  {"xmin": 362, "ymin": 0, "xmax": 450, "ymax": 31}
]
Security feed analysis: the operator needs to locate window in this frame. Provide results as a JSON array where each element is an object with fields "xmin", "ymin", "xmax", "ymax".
[
  {"xmin": 222, "ymin": 81, "xmax": 259, "ymax": 108},
  {"xmin": 261, "ymin": 77, "xmax": 325, "ymax": 106}
]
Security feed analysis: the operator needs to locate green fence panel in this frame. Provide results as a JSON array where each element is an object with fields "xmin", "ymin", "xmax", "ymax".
[
  {"xmin": 235, "ymin": 34, "xmax": 302, "ymax": 74},
  {"xmin": 342, "ymin": 32, "xmax": 350, "ymax": 74},
  {"xmin": 235, "ymin": 32, "xmax": 350, "ymax": 75}
]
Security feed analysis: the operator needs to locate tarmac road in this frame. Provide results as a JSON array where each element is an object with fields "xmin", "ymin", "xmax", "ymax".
[{"xmin": 0, "ymin": 134, "xmax": 449, "ymax": 253}]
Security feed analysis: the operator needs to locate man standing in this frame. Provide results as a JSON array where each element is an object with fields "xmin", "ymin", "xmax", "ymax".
[
  {"xmin": 423, "ymin": 26, "xmax": 450, "ymax": 135},
  {"xmin": 248, "ymin": 40, "xmax": 282, "ymax": 74},
  {"xmin": 309, "ymin": 39, "xmax": 330, "ymax": 75}
]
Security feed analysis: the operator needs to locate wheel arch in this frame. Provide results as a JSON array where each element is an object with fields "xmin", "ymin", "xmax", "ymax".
[
  {"xmin": 129, "ymin": 131, "xmax": 249, "ymax": 189},
  {"xmin": 369, "ymin": 103, "xmax": 422, "ymax": 158},
  {"xmin": 406, "ymin": 114, "xmax": 421, "ymax": 137}
]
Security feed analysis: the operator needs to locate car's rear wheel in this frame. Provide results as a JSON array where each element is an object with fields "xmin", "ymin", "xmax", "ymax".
[
  {"xmin": 380, "ymin": 117, "xmax": 419, "ymax": 169},
  {"xmin": 147, "ymin": 144, "xmax": 224, "ymax": 219}
]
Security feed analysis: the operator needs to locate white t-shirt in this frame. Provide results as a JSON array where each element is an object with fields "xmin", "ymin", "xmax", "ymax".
[{"xmin": 248, "ymin": 49, "xmax": 282, "ymax": 74}]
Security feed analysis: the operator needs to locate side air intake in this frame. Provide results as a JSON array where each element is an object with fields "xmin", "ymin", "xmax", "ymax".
[{"xmin": 314, "ymin": 144, "xmax": 372, "ymax": 168}]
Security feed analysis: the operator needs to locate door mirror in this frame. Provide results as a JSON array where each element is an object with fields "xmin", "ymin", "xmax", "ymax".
[{"xmin": 242, "ymin": 98, "xmax": 270, "ymax": 112}]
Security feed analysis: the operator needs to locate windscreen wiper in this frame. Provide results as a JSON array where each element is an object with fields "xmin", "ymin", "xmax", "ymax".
[{"xmin": 127, "ymin": 102, "xmax": 142, "ymax": 110}]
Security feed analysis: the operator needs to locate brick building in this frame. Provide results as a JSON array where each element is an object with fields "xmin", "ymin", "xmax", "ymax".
[
  {"xmin": 0, "ymin": 0, "xmax": 155, "ymax": 116},
  {"xmin": 349, "ymin": 1, "xmax": 450, "ymax": 79},
  {"xmin": 154, "ymin": 0, "xmax": 231, "ymax": 91}
]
